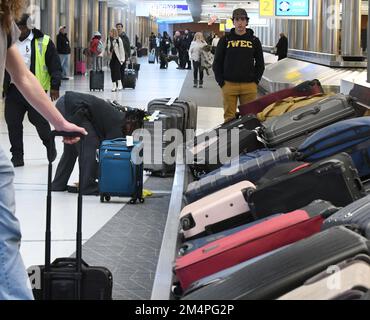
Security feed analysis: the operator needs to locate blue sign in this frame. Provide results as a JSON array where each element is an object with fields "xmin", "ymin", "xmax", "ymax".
[{"xmin": 275, "ymin": 0, "xmax": 310, "ymax": 17}]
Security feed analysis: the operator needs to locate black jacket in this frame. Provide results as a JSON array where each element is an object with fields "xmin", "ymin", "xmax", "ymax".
[
  {"xmin": 213, "ymin": 28, "xmax": 265, "ymax": 87},
  {"xmin": 57, "ymin": 32, "xmax": 71, "ymax": 54},
  {"xmin": 4, "ymin": 28, "xmax": 62, "ymax": 92},
  {"xmin": 64, "ymin": 91, "xmax": 125, "ymax": 140},
  {"xmin": 276, "ymin": 36, "xmax": 288, "ymax": 59}
]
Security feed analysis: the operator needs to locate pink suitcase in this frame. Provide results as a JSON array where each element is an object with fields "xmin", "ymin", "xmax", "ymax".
[
  {"xmin": 76, "ymin": 61, "xmax": 86, "ymax": 75},
  {"xmin": 180, "ymin": 181, "xmax": 256, "ymax": 240}
]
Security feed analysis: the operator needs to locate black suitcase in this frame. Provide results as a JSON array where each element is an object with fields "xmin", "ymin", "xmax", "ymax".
[
  {"xmin": 89, "ymin": 70, "xmax": 104, "ymax": 91},
  {"xmin": 182, "ymin": 226, "xmax": 370, "ymax": 300},
  {"xmin": 247, "ymin": 153, "xmax": 366, "ymax": 220},
  {"xmin": 122, "ymin": 69, "xmax": 136, "ymax": 89},
  {"xmin": 261, "ymin": 94, "xmax": 357, "ymax": 148},
  {"xmin": 188, "ymin": 128, "xmax": 265, "ymax": 177},
  {"xmin": 27, "ymin": 131, "xmax": 113, "ymax": 300},
  {"xmin": 141, "ymin": 112, "xmax": 182, "ymax": 176},
  {"xmin": 322, "ymin": 194, "xmax": 370, "ymax": 238}
]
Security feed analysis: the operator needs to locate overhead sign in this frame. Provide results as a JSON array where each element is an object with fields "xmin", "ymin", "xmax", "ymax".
[
  {"xmin": 275, "ymin": 0, "xmax": 310, "ymax": 17},
  {"xmin": 260, "ymin": 0, "xmax": 274, "ymax": 17},
  {"xmin": 260, "ymin": 0, "xmax": 312, "ymax": 19}
]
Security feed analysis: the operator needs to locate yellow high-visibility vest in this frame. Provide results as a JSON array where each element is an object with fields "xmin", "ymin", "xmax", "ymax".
[{"xmin": 34, "ymin": 35, "xmax": 51, "ymax": 91}]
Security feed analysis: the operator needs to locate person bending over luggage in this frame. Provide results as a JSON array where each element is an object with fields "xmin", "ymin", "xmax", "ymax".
[{"xmin": 52, "ymin": 92, "xmax": 146, "ymax": 195}]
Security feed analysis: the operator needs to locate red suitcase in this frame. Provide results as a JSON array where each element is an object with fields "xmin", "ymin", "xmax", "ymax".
[
  {"xmin": 238, "ymin": 79, "xmax": 324, "ymax": 116},
  {"xmin": 174, "ymin": 200, "xmax": 337, "ymax": 291}
]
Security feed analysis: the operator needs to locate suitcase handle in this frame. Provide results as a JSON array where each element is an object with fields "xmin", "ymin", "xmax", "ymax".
[
  {"xmin": 45, "ymin": 131, "xmax": 85, "ymax": 299},
  {"xmin": 292, "ymin": 106, "xmax": 320, "ymax": 121}
]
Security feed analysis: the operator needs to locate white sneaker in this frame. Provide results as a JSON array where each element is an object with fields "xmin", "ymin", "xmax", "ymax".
[
  {"xmin": 118, "ymin": 86, "xmax": 124, "ymax": 91},
  {"xmin": 111, "ymin": 88, "xmax": 117, "ymax": 92}
]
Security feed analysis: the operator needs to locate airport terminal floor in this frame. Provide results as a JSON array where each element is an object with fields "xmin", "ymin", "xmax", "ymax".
[{"xmin": 0, "ymin": 57, "xmax": 227, "ymax": 300}]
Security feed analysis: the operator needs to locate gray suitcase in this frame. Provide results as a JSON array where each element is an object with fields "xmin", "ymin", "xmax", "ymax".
[
  {"xmin": 261, "ymin": 94, "xmax": 358, "ymax": 148},
  {"xmin": 141, "ymin": 113, "xmax": 182, "ymax": 176},
  {"xmin": 182, "ymin": 226, "xmax": 370, "ymax": 300},
  {"xmin": 322, "ymin": 194, "xmax": 370, "ymax": 238},
  {"xmin": 148, "ymin": 98, "xmax": 197, "ymax": 134}
]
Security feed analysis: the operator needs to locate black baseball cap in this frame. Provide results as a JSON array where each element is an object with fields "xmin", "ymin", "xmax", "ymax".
[{"xmin": 232, "ymin": 8, "xmax": 249, "ymax": 20}]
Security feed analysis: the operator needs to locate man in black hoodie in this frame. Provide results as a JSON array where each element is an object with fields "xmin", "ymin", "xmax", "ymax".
[
  {"xmin": 213, "ymin": 8, "xmax": 265, "ymax": 122},
  {"xmin": 3, "ymin": 14, "xmax": 61, "ymax": 167},
  {"xmin": 56, "ymin": 25, "xmax": 71, "ymax": 79}
]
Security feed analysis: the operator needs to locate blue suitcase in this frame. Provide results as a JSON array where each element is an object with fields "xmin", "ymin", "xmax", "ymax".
[
  {"xmin": 98, "ymin": 138, "xmax": 144, "ymax": 204},
  {"xmin": 297, "ymin": 117, "xmax": 370, "ymax": 178},
  {"xmin": 185, "ymin": 148, "xmax": 295, "ymax": 204}
]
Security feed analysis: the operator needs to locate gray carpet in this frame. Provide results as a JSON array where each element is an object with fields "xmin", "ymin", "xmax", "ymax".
[
  {"xmin": 81, "ymin": 176, "xmax": 173, "ymax": 300},
  {"xmin": 179, "ymin": 69, "xmax": 224, "ymax": 108}
]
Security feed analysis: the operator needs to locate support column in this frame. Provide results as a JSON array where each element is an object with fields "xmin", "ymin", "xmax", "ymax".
[
  {"xmin": 307, "ymin": 0, "xmax": 322, "ymax": 52},
  {"xmin": 341, "ymin": 0, "xmax": 362, "ymax": 58},
  {"xmin": 321, "ymin": 0, "xmax": 340, "ymax": 54}
]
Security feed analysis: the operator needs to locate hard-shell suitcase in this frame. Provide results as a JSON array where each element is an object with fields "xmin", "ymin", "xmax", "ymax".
[
  {"xmin": 238, "ymin": 79, "xmax": 324, "ymax": 116},
  {"xmin": 180, "ymin": 181, "xmax": 256, "ymax": 240},
  {"xmin": 122, "ymin": 68, "xmax": 136, "ymax": 89},
  {"xmin": 261, "ymin": 94, "xmax": 358, "ymax": 148},
  {"xmin": 191, "ymin": 115, "xmax": 261, "ymax": 146},
  {"xmin": 297, "ymin": 117, "xmax": 370, "ymax": 179},
  {"xmin": 185, "ymin": 148, "xmax": 295, "ymax": 204},
  {"xmin": 182, "ymin": 226, "xmax": 370, "ymax": 300},
  {"xmin": 98, "ymin": 138, "xmax": 144, "ymax": 204},
  {"xmin": 322, "ymin": 194, "xmax": 370, "ymax": 238},
  {"xmin": 248, "ymin": 153, "xmax": 366, "ymax": 220},
  {"xmin": 278, "ymin": 254, "xmax": 370, "ymax": 300},
  {"xmin": 76, "ymin": 61, "xmax": 86, "ymax": 75},
  {"xmin": 179, "ymin": 214, "xmax": 281, "ymax": 256},
  {"xmin": 148, "ymin": 98, "xmax": 197, "ymax": 132},
  {"xmin": 27, "ymin": 131, "xmax": 113, "ymax": 300},
  {"xmin": 175, "ymin": 200, "xmax": 338, "ymax": 291},
  {"xmin": 89, "ymin": 70, "xmax": 104, "ymax": 91},
  {"xmin": 141, "ymin": 112, "xmax": 182, "ymax": 176},
  {"xmin": 188, "ymin": 128, "xmax": 265, "ymax": 177},
  {"xmin": 148, "ymin": 49, "xmax": 156, "ymax": 64}
]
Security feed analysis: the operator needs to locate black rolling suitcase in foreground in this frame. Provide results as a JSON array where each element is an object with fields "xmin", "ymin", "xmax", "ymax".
[
  {"xmin": 28, "ymin": 131, "xmax": 113, "ymax": 300},
  {"xmin": 89, "ymin": 70, "xmax": 104, "ymax": 91}
]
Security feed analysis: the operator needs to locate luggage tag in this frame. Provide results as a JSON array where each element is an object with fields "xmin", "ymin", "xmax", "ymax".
[
  {"xmin": 126, "ymin": 136, "xmax": 134, "ymax": 147},
  {"xmin": 148, "ymin": 110, "xmax": 160, "ymax": 122}
]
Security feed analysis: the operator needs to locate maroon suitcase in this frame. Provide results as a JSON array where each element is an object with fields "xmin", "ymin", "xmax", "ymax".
[
  {"xmin": 174, "ymin": 200, "xmax": 337, "ymax": 291},
  {"xmin": 238, "ymin": 79, "xmax": 324, "ymax": 116}
]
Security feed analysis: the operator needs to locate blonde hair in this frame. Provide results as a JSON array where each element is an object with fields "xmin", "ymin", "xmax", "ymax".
[
  {"xmin": 0, "ymin": 0, "xmax": 25, "ymax": 33},
  {"xmin": 110, "ymin": 28, "xmax": 118, "ymax": 39},
  {"xmin": 194, "ymin": 32, "xmax": 205, "ymax": 42}
]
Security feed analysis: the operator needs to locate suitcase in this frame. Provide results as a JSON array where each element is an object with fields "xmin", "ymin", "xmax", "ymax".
[
  {"xmin": 98, "ymin": 138, "xmax": 144, "ymax": 204},
  {"xmin": 185, "ymin": 148, "xmax": 295, "ymax": 204},
  {"xmin": 141, "ymin": 112, "xmax": 182, "ymax": 176},
  {"xmin": 27, "ymin": 131, "xmax": 113, "ymax": 300},
  {"xmin": 175, "ymin": 200, "xmax": 338, "ymax": 291},
  {"xmin": 297, "ymin": 117, "xmax": 370, "ymax": 179},
  {"xmin": 76, "ymin": 61, "xmax": 86, "ymax": 75},
  {"xmin": 127, "ymin": 62, "xmax": 140, "ymax": 78},
  {"xmin": 148, "ymin": 49, "xmax": 156, "ymax": 64},
  {"xmin": 89, "ymin": 70, "xmax": 104, "ymax": 91},
  {"xmin": 179, "ymin": 214, "xmax": 281, "ymax": 256},
  {"xmin": 190, "ymin": 115, "xmax": 262, "ymax": 147},
  {"xmin": 148, "ymin": 98, "xmax": 198, "ymax": 132},
  {"xmin": 238, "ymin": 79, "xmax": 324, "ymax": 116},
  {"xmin": 247, "ymin": 153, "xmax": 366, "ymax": 220},
  {"xmin": 180, "ymin": 181, "xmax": 256, "ymax": 240},
  {"xmin": 261, "ymin": 94, "xmax": 358, "ymax": 149},
  {"xmin": 322, "ymin": 194, "xmax": 370, "ymax": 238},
  {"xmin": 279, "ymin": 254, "xmax": 370, "ymax": 300},
  {"xmin": 182, "ymin": 226, "xmax": 370, "ymax": 300},
  {"xmin": 122, "ymin": 68, "xmax": 136, "ymax": 89},
  {"xmin": 188, "ymin": 128, "xmax": 265, "ymax": 177},
  {"xmin": 181, "ymin": 244, "xmax": 288, "ymax": 298}
]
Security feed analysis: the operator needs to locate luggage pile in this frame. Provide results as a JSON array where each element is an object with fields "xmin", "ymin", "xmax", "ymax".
[
  {"xmin": 171, "ymin": 80, "xmax": 370, "ymax": 300},
  {"xmin": 138, "ymin": 98, "xmax": 197, "ymax": 177}
]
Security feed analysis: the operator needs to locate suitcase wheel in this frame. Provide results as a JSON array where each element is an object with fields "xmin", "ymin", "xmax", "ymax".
[
  {"xmin": 100, "ymin": 195, "xmax": 111, "ymax": 203},
  {"xmin": 139, "ymin": 198, "xmax": 145, "ymax": 204},
  {"xmin": 129, "ymin": 198, "xmax": 137, "ymax": 204}
]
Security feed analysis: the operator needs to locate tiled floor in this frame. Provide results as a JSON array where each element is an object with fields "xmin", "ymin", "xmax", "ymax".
[{"xmin": 0, "ymin": 57, "xmax": 224, "ymax": 285}]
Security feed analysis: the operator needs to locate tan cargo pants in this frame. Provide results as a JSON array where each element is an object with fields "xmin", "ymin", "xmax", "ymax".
[{"xmin": 222, "ymin": 81, "xmax": 258, "ymax": 122}]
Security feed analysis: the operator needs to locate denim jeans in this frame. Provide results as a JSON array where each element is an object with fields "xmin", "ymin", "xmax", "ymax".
[
  {"xmin": 0, "ymin": 146, "xmax": 33, "ymax": 300},
  {"xmin": 58, "ymin": 54, "xmax": 70, "ymax": 78}
]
